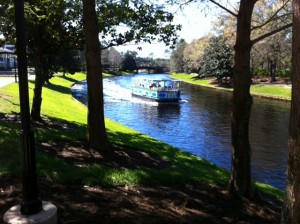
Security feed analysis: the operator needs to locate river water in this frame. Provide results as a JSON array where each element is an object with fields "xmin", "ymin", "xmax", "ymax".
[{"xmin": 72, "ymin": 74, "xmax": 290, "ymax": 190}]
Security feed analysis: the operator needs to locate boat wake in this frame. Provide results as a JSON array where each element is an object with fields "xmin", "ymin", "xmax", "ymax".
[
  {"xmin": 103, "ymin": 79, "xmax": 159, "ymax": 106},
  {"xmin": 72, "ymin": 79, "xmax": 187, "ymax": 106},
  {"xmin": 103, "ymin": 79, "xmax": 131, "ymax": 102}
]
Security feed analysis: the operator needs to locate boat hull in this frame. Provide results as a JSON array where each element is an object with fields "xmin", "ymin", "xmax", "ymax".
[{"xmin": 131, "ymin": 87, "xmax": 181, "ymax": 102}]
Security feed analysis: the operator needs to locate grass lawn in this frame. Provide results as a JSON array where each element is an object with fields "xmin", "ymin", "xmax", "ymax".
[
  {"xmin": 0, "ymin": 73, "xmax": 233, "ymax": 186},
  {"xmin": 171, "ymin": 73, "xmax": 291, "ymax": 101},
  {"xmin": 0, "ymin": 73, "xmax": 283, "ymax": 198},
  {"xmin": 0, "ymin": 74, "xmax": 282, "ymax": 194}
]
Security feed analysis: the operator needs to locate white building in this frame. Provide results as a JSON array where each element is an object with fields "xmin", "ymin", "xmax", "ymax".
[{"xmin": 0, "ymin": 45, "xmax": 16, "ymax": 69}]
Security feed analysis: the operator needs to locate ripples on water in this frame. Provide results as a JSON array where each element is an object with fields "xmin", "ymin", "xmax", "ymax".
[{"xmin": 72, "ymin": 74, "xmax": 290, "ymax": 190}]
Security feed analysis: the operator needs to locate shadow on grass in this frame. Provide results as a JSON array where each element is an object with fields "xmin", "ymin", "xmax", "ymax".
[
  {"xmin": 29, "ymin": 75, "xmax": 82, "ymax": 95},
  {"xmin": 60, "ymin": 74, "xmax": 82, "ymax": 83},
  {"xmin": 0, "ymin": 119, "xmax": 22, "ymax": 176},
  {"xmin": 106, "ymin": 128, "xmax": 230, "ymax": 186},
  {"xmin": 44, "ymin": 82, "xmax": 71, "ymax": 95},
  {"xmin": 33, "ymin": 116, "xmax": 86, "ymax": 142},
  {"xmin": 25, "ymin": 113, "xmax": 230, "ymax": 187},
  {"xmin": 0, "ymin": 94, "xmax": 20, "ymax": 107},
  {"xmin": 0, "ymin": 176, "xmax": 282, "ymax": 224}
]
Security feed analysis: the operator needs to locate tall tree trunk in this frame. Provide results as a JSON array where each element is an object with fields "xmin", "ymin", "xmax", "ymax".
[
  {"xmin": 229, "ymin": 0, "xmax": 256, "ymax": 197},
  {"xmin": 281, "ymin": 0, "xmax": 300, "ymax": 222},
  {"xmin": 83, "ymin": 0, "xmax": 110, "ymax": 150},
  {"xmin": 30, "ymin": 25, "xmax": 47, "ymax": 121},
  {"xmin": 30, "ymin": 55, "xmax": 45, "ymax": 121},
  {"xmin": 269, "ymin": 60, "xmax": 276, "ymax": 82}
]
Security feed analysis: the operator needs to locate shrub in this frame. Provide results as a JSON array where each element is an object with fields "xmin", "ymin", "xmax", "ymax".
[
  {"xmin": 254, "ymin": 68, "xmax": 268, "ymax": 77},
  {"xmin": 277, "ymin": 69, "xmax": 291, "ymax": 78}
]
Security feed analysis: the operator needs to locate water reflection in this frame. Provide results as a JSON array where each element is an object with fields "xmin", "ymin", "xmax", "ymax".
[{"xmin": 72, "ymin": 74, "xmax": 290, "ymax": 190}]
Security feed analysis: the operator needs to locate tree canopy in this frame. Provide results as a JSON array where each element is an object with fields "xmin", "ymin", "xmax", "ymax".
[
  {"xmin": 199, "ymin": 35, "xmax": 233, "ymax": 81},
  {"xmin": 120, "ymin": 51, "xmax": 137, "ymax": 71},
  {"xmin": 169, "ymin": 39, "xmax": 187, "ymax": 73}
]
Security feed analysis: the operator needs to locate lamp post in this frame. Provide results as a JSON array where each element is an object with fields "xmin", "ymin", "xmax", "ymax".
[
  {"xmin": 4, "ymin": 0, "xmax": 57, "ymax": 222},
  {"xmin": 14, "ymin": 0, "xmax": 42, "ymax": 215}
]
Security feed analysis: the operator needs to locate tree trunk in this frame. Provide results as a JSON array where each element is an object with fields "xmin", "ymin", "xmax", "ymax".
[
  {"xmin": 30, "ymin": 44, "xmax": 46, "ymax": 121},
  {"xmin": 83, "ymin": 0, "xmax": 110, "ymax": 150},
  {"xmin": 229, "ymin": 0, "xmax": 256, "ymax": 197},
  {"xmin": 269, "ymin": 60, "xmax": 276, "ymax": 82},
  {"xmin": 30, "ymin": 68, "xmax": 44, "ymax": 121},
  {"xmin": 281, "ymin": 0, "xmax": 300, "ymax": 222}
]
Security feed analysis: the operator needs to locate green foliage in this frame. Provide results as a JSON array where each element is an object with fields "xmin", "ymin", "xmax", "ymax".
[
  {"xmin": 254, "ymin": 68, "xmax": 269, "ymax": 77},
  {"xmin": 254, "ymin": 68, "xmax": 291, "ymax": 78},
  {"xmin": 199, "ymin": 35, "xmax": 233, "ymax": 81},
  {"xmin": 169, "ymin": 39, "xmax": 187, "ymax": 73},
  {"xmin": 57, "ymin": 50, "xmax": 85, "ymax": 75},
  {"xmin": 277, "ymin": 69, "xmax": 291, "ymax": 78},
  {"xmin": 183, "ymin": 36, "xmax": 210, "ymax": 74},
  {"xmin": 97, "ymin": 0, "xmax": 181, "ymax": 49},
  {"xmin": 120, "ymin": 51, "xmax": 137, "ymax": 71}
]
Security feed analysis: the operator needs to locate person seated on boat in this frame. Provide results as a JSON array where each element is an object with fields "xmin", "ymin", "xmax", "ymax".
[{"xmin": 150, "ymin": 83, "xmax": 157, "ymax": 88}]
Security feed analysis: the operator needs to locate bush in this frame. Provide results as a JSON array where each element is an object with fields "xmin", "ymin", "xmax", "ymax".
[
  {"xmin": 253, "ymin": 68, "xmax": 268, "ymax": 77},
  {"xmin": 277, "ymin": 69, "xmax": 291, "ymax": 78}
]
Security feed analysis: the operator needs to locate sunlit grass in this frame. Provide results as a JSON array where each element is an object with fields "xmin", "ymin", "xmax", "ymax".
[
  {"xmin": 254, "ymin": 182, "xmax": 285, "ymax": 201},
  {"xmin": 171, "ymin": 73, "xmax": 291, "ymax": 101},
  {"xmin": 171, "ymin": 73, "xmax": 213, "ymax": 87},
  {"xmin": 0, "ymin": 72, "xmax": 283, "ymax": 200},
  {"xmin": 250, "ymin": 84, "xmax": 291, "ymax": 100}
]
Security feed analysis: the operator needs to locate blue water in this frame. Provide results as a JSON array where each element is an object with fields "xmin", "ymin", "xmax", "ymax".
[{"xmin": 72, "ymin": 74, "xmax": 290, "ymax": 190}]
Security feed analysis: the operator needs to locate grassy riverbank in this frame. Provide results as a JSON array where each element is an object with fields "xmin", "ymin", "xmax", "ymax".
[
  {"xmin": 171, "ymin": 73, "xmax": 291, "ymax": 101},
  {"xmin": 0, "ymin": 72, "xmax": 284, "ymax": 222},
  {"xmin": 0, "ymin": 73, "xmax": 232, "ymax": 185}
]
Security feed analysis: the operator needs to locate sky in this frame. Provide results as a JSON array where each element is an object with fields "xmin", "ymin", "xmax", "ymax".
[
  {"xmin": 0, "ymin": 3, "xmax": 215, "ymax": 59},
  {"xmin": 115, "ymin": 4, "xmax": 215, "ymax": 59}
]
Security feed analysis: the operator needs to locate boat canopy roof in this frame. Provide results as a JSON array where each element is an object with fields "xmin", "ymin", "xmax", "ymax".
[{"xmin": 132, "ymin": 78, "xmax": 180, "ymax": 89}]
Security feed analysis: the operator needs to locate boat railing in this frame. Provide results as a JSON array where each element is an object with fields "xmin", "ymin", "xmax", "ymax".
[{"xmin": 132, "ymin": 79, "xmax": 180, "ymax": 91}]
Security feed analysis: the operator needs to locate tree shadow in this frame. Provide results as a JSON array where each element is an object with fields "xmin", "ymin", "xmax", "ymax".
[
  {"xmin": 106, "ymin": 128, "xmax": 231, "ymax": 185},
  {"xmin": 61, "ymin": 75, "xmax": 82, "ymax": 83},
  {"xmin": 0, "ymin": 177, "xmax": 282, "ymax": 224},
  {"xmin": 28, "ymin": 75, "xmax": 84, "ymax": 95}
]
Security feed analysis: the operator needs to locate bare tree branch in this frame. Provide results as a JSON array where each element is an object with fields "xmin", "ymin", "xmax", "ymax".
[
  {"xmin": 209, "ymin": 0, "xmax": 237, "ymax": 17},
  {"xmin": 251, "ymin": 0, "xmax": 291, "ymax": 31},
  {"xmin": 173, "ymin": 0, "xmax": 195, "ymax": 13},
  {"xmin": 251, "ymin": 22, "xmax": 292, "ymax": 45}
]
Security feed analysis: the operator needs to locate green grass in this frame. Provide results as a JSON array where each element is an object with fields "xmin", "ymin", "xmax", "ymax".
[
  {"xmin": 171, "ymin": 73, "xmax": 291, "ymax": 101},
  {"xmin": 171, "ymin": 73, "xmax": 214, "ymax": 87},
  {"xmin": 0, "ymin": 72, "xmax": 284, "ymax": 200},
  {"xmin": 250, "ymin": 84, "xmax": 291, "ymax": 100}
]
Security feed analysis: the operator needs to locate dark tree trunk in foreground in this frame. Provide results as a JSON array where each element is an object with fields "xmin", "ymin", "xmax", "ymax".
[
  {"xmin": 30, "ymin": 26, "xmax": 47, "ymax": 121},
  {"xmin": 281, "ymin": 0, "xmax": 300, "ymax": 222},
  {"xmin": 229, "ymin": 0, "xmax": 257, "ymax": 197},
  {"xmin": 31, "ymin": 56, "xmax": 46, "ymax": 121},
  {"xmin": 83, "ymin": 0, "xmax": 111, "ymax": 150}
]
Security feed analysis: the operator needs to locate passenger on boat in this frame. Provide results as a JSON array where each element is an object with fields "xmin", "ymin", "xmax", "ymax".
[{"xmin": 150, "ymin": 83, "xmax": 157, "ymax": 88}]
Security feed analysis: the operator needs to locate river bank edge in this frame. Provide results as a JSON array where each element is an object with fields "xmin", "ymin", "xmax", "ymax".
[
  {"xmin": 171, "ymin": 73, "xmax": 291, "ymax": 102},
  {"xmin": 0, "ymin": 73, "xmax": 282, "ymax": 198},
  {"xmin": 0, "ymin": 72, "xmax": 286, "ymax": 223}
]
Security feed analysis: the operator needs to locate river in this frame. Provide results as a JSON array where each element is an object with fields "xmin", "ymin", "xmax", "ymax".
[{"xmin": 72, "ymin": 73, "xmax": 290, "ymax": 190}]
